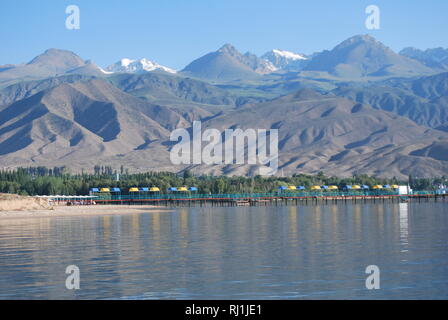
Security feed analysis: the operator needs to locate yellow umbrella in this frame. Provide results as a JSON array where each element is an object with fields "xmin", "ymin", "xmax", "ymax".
[
  {"xmin": 372, "ymin": 185, "xmax": 383, "ymax": 190},
  {"xmin": 352, "ymin": 185, "xmax": 361, "ymax": 190},
  {"xmin": 287, "ymin": 186, "xmax": 297, "ymax": 190},
  {"xmin": 311, "ymin": 186, "xmax": 321, "ymax": 190},
  {"xmin": 150, "ymin": 187, "xmax": 160, "ymax": 192},
  {"xmin": 178, "ymin": 187, "xmax": 188, "ymax": 192},
  {"xmin": 328, "ymin": 185, "xmax": 338, "ymax": 190},
  {"xmin": 129, "ymin": 187, "xmax": 139, "ymax": 192},
  {"xmin": 100, "ymin": 188, "xmax": 110, "ymax": 192},
  {"xmin": 391, "ymin": 185, "xmax": 399, "ymax": 189}
]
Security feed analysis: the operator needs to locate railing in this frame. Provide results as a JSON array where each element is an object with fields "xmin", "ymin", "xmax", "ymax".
[{"xmin": 90, "ymin": 190, "xmax": 421, "ymax": 201}]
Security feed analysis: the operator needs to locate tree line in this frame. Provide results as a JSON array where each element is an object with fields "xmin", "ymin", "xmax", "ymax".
[{"xmin": 0, "ymin": 167, "xmax": 446, "ymax": 196}]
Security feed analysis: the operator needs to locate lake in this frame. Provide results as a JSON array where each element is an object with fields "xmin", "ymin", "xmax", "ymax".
[{"xmin": 0, "ymin": 201, "xmax": 447, "ymax": 299}]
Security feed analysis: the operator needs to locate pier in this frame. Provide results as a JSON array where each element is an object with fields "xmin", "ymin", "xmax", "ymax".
[{"xmin": 84, "ymin": 191, "xmax": 447, "ymax": 207}]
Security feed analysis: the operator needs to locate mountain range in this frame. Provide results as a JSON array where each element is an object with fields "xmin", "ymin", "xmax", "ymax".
[
  {"xmin": 400, "ymin": 47, "xmax": 448, "ymax": 71},
  {"xmin": 1, "ymin": 34, "xmax": 447, "ymax": 178}
]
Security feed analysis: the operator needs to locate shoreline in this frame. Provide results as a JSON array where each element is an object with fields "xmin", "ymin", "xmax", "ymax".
[{"xmin": 0, "ymin": 205, "xmax": 173, "ymax": 221}]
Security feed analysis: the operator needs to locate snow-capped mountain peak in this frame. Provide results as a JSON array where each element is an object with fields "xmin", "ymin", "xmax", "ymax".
[
  {"xmin": 271, "ymin": 49, "xmax": 307, "ymax": 61},
  {"xmin": 106, "ymin": 58, "xmax": 176, "ymax": 74},
  {"xmin": 261, "ymin": 49, "xmax": 309, "ymax": 71},
  {"xmin": 119, "ymin": 58, "xmax": 135, "ymax": 67}
]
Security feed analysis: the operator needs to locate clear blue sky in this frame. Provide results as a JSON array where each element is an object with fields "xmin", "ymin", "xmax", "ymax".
[{"xmin": 1, "ymin": 0, "xmax": 447, "ymax": 70}]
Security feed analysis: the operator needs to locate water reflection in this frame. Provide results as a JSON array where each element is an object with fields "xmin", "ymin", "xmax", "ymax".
[
  {"xmin": 399, "ymin": 203, "xmax": 409, "ymax": 252},
  {"xmin": 0, "ymin": 202, "xmax": 447, "ymax": 299}
]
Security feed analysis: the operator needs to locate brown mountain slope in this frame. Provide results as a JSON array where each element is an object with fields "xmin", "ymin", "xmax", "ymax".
[
  {"xmin": 195, "ymin": 89, "xmax": 448, "ymax": 178},
  {"xmin": 0, "ymin": 79, "xmax": 195, "ymax": 168}
]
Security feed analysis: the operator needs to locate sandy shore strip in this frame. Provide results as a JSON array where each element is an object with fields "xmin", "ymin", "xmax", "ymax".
[{"xmin": 0, "ymin": 204, "xmax": 173, "ymax": 220}]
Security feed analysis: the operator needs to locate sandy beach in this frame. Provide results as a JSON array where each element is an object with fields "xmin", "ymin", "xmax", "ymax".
[{"xmin": 0, "ymin": 194, "xmax": 172, "ymax": 220}]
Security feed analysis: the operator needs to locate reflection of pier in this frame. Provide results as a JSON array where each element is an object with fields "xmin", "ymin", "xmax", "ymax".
[{"xmin": 88, "ymin": 191, "xmax": 447, "ymax": 207}]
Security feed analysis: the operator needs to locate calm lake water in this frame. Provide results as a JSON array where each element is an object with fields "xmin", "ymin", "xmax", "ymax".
[{"xmin": 0, "ymin": 202, "xmax": 447, "ymax": 299}]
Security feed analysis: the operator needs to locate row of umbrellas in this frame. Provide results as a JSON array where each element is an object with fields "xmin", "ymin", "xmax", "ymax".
[
  {"xmin": 91, "ymin": 185, "xmax": 401, "ymax": 193},
  {"xmin": 90, "ymin": 187, "xmax": 198, "ymax": 193},
  {"xmin": 279, "ymin": 184, "xmax": 400, "ymax": 191}
]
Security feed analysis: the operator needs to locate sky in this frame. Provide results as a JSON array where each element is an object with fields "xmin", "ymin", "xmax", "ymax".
[{"xmin": 1, "ymin": 0, "xmax": 447, "ymax": 70}]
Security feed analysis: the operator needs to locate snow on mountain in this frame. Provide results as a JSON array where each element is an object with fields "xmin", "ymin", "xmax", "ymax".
[
  {"xmin": 271, "ymin": 49, "xmax": 307, "ymax": 61},
  {"xmin": 106, "ymin": 58, "xmax": 176, "ymax": 74},
  {"xmin": 261, "ymin": 49, "xmax": 309, "ymax": 71}
]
